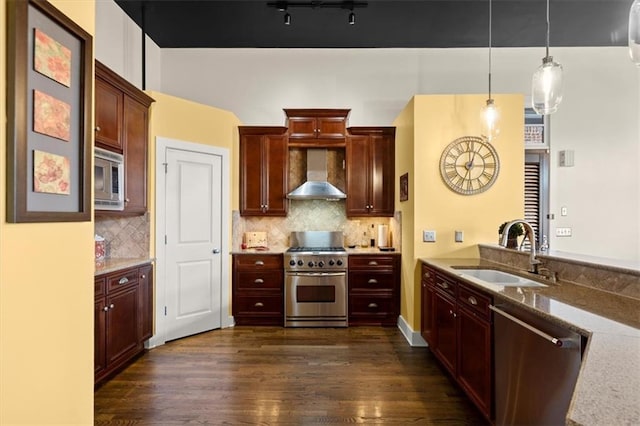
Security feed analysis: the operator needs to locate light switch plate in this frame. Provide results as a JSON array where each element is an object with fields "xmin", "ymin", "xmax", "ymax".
[
  {"xmin": 423, "ymin": 230, "xmax": 436, "ymax": 242},
  {"xmin": 455, "ymin": 230, "xmax": 464, "ymax": 242}
]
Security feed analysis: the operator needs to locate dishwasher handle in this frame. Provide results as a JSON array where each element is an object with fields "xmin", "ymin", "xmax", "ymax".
[{"xmin": 490, "ymin": 305, "xmax": 567, "ymax": 348}]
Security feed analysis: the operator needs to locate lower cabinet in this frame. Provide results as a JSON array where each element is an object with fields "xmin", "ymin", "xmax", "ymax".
[
  {"xmin": 95, "ymin": 263, "xmax": 153, "ymax": 386},
  {"xmin": 421, "ymin": 263, "xmax": 493, "ymax": 421},
  {"xmin": 232, "ymin": 254, "xmax": 284, "ymax": 326},
  {"xmin": 348, "ymin": 254, "xmax": 400, "ymax": 326}
]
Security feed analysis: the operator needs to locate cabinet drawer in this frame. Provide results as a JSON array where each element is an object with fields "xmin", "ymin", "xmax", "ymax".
[
  {"xmin": 349, "ymin": 294, "xmax": 395, "ymax": 316},
  {"xmin": 234, "ymin": 295, "xmax": 283, "ymax": 316},
  {"xmin": 95, "ymin": 277, "xmax": 106, "ymax": 299},
  {"xmin": 349, "ymin": 255, "xmax": 395, "ymax": 270},
  {"xmin": 234, "ymin": 255, "xmax": 283, "ymax": 269},
  {"xmin": 236, "ymin": 270, "xmax": 283, "ymax": 290},
  {"xmin": 421, "ymin": 263, "xmax": 435, "ymax": 285},
  {"xmin": 433, "ymin": 272, "xmax": 457, "ymax": 299},
  {"xmin": 458, "ymin": 284, "xmax": 492, "ymax": 320},
  {"xmin": 349, "ymin": 271, "xmax": 395, "ymax": 291},
  {"xmin": 106, "ymin": 268, "xmax": 139, "ymax": 293}
]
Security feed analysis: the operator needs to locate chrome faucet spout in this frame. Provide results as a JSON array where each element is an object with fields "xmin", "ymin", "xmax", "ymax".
[{"xmin": 499, "ymin": 219, "xmax": 540, "ymax": 272}]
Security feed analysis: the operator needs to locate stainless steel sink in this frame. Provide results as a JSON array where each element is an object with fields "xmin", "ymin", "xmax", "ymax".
[{"xmin": 454, "ymin": 268, "xmax": 547, "ymax": 288}]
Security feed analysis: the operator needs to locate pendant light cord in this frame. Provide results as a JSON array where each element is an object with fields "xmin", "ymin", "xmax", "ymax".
[
  {"xmin": 488, "ymin": 0, "xmax": 492, "ymax": 99},
  {"xmin": 545, "ymin": 0, "xmax": 550, "ymax": 58}
]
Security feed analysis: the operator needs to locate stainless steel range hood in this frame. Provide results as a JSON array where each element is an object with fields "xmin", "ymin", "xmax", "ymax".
[{"xmin": 287, "ymin": 149, "xmax": 347, "ymax": 200}]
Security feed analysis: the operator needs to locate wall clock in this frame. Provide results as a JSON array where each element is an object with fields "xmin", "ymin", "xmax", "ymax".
[{"xmin": 439, "ymin": 136, "xmax": 500, "ymax": 195}]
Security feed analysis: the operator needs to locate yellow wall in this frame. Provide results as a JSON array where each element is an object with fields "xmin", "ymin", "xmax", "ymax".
[
  {"xmin": 394, "ymin": 94, "xmax": 524, "ymax": 331},
  {"xmin": 0, "ymin": 1, "xmax": 95, "ymax": 424}
]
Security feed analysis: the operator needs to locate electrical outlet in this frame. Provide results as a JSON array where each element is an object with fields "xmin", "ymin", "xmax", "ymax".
[
  {"xmin": 455, "ymin": 230, "xmax": 464, "ymax": 242},
  {"xmin": 556, "ymin": 227, "xmax": 572, "ymax": 237},
  {"xmin": 423, "ymin": 230, "xmax": 436, "ymax": 242}
]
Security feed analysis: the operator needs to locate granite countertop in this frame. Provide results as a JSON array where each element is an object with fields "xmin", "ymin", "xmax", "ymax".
[
  {"xmin": 230, "ymin": 247, "xmax": 400, "ymax": 255},
  {"xmin": 421, "ymin": 257, "xmax": 640, "ymax": 426},
  {"xmin": 95, "ymin": 257, "xmax": 154, "ymax": 276}
]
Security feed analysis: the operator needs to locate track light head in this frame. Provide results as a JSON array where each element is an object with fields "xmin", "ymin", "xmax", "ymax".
[
  {"xmin": 348, "ymin": 11, "xmax": 355, "ymax": 25},
  {"xmin": 284, "ymin": 11, "xmax": 291, "ymax": 25}
]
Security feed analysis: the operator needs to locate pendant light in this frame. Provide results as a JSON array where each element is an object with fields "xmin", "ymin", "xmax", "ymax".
[
  {"xmin": 531, "ymin": 0, "xmax": 563, "ymax": 115},
  {"xmin": 481, "ymin": 0, "xmax": 500, "ymax": 142},
  {"xmin": 630, "ymin": 0, "xmax": 640, "ymax": 66}
]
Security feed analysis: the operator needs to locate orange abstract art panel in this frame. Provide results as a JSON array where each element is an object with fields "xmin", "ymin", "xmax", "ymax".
[
  {"xmin": 33, "ymin": 150, "xmax": 71, "ymax": 195},
  {"xmin": 33, "ymin": 89, "xmax": 71, "ymax": 141},
  {"xmin": 34, "ymin": 28, "xmax": 71, "ymax": 87}
]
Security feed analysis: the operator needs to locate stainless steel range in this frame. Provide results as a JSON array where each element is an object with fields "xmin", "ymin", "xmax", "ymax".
[{"xmin": 284, "ymin": 231, "xmax": 348, "ymax": 327}]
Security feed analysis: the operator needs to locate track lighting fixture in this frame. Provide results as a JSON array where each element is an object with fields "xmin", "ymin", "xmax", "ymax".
[{"xmin": 268, "ymin": 1, "xmax": 367, "ymax": 25}]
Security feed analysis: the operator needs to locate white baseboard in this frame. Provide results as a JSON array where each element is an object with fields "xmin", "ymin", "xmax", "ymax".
[{"xmin": 397, "ymin": 315, "xmax": 428, "ymax": 347}]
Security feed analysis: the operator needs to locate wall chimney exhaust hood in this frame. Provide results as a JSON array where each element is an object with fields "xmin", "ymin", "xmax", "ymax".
[{"xmin": 287, "ymin": 149, "xmax": 347, "ymax": 200}]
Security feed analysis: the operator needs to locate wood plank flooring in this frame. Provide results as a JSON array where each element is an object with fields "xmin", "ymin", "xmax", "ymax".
[{"xmin": 95, "ymin": 327, "xmax": 488, "ymax": 425}]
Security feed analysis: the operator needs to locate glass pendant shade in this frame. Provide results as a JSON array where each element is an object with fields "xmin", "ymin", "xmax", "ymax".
[
  {"xmin": 481, "ymin": 99, "xmax": 500, "ymax": 142},
  {"xmin": 630, "ymin": 0, "xmax": 640, "ymax": 66},
  {"xmin": 532, "ymin": 56, "xmax": 563, "ymax": 115}
]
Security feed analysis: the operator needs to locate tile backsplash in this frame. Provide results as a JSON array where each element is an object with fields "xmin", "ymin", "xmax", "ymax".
[
  {"xmin": 233, "ymin": 201, "xmax": 401, "ymax": 250},
  {"xmin": 95, "ymin": 213, "xmax": 150, "ymax": 258}
]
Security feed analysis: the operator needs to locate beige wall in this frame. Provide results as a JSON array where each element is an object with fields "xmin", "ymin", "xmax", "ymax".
[
  {"xmin": 394, "ymin": 94, "xmax": 524, "ymax": 331},
  {"xmin": 0, "ymin": 0, "xmax": 96, "ymax": 424}
]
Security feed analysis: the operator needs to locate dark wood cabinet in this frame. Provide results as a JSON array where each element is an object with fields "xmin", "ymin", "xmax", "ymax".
[
  {"xmin": 420, "ymin": 263, "xmax": 493, "ymax": 421},
  {"xmin": 232, "ymin": 254, "xmax": 284, "ymax": 325},
  {"xmin": 348, "ymin": 254, "xmax": 401, "ymax": 326},
  {"xmin": 95, "ymin": 263, "xmax": 153, "ymax": 386},
  {"xmin": 239, "ymin": 127, "xmax": 288, "ymax": 216},
  {"xmin": 95, "ymin": 61, "xmax": 154, "ymax": 216},
  {"xmin": 346, "ymin": 127, "xmax": 395, "ymax": 217},
  {"xmin": 284, "ymin": 108, "xmax": 350, "ymax": 147}
]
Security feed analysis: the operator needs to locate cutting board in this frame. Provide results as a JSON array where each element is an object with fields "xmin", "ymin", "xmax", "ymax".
[{"xmin": 244, "ymin": 231, "xmax": 268, "ymax": 248}]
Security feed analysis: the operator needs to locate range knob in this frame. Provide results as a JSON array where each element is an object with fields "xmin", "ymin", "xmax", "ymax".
[
  {"xmin": 289, "ymin": 260, "xmax": 296, "ymax": 266},
  {"xmin": 336, "ymin": 259, "xmax": 343, "ymax": 266},
  {"xmin": 329, "ymin": 259, "xmax": 335, "ymax": 266},
  {"xmin": 318, "ymin": 261, "xmax": 325, "ymax": 268},
  {"xmin": 308, "ymin": 261, "xmax": 315, "ymax": 267},
  {"xmin": 297, "ymin": 260, "xmax": 304, "ymax": 266}
]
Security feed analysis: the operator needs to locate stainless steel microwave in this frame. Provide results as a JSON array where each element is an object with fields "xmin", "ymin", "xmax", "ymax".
[{"xmin": 94, "ymin": 147, "xmax": 124, "ymax": 211}]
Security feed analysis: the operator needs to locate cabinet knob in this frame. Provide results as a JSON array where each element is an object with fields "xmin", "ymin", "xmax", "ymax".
[
  {"xmin": 368, "ymin": 303, "xmax": 379, "ymax": 309},
  {"xmin": 125, "ymin": 198, "xmax": 130, "ymax": 203},
  {"xmin": 140, "ymin": 274, "xmax": 146, "ymax": 279},
  {"xmin": 109, "ymin": 303, "xmax": 115, "ymax": 309},
  {"xmin": 95, "ymin": 126, "xmax": 101, "ymax": 132},
  {"xmin": 254, "ymin": 302, "xmax": 264, "ymax": 308},
  {"xmin": 103, "ymin": 306, "xmax": 109, "ymax": 312},
  {"xmin": 118, "ymin": 277, "xmax": 129, "ymax": 285}
]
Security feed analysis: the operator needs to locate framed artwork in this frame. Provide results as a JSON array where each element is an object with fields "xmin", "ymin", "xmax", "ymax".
[
  {"xmin": 400, "ymin": 172, "xmax": 408, "ymax": 202},
  {"xmin": 6, "ymin": 0, "xmax": 93, "ymax": 222}
]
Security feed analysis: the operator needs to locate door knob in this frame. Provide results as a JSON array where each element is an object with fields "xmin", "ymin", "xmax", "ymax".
[{"xmin": 212, "ymin": 248, "xmax": 221, "ymax": 254}]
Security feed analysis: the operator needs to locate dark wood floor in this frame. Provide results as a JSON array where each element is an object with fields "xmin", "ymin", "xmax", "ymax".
[{"xmin": 95, "ymin": 327, "xmax": 488, "ymax": 425}]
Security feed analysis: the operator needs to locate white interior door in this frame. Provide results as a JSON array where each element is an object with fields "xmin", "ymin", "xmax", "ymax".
[{"xmin": 164, "ymin": 147, "xmax": 222, "ymax": 341}]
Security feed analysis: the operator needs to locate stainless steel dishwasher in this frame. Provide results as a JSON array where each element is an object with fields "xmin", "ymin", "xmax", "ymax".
[{"xmin": 491, "ymin": 303, "xmax": 585, "ymax": 426}]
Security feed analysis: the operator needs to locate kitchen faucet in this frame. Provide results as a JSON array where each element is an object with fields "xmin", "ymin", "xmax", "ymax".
[{"xmin": 499, "ymin": 219, "xmax": 541, "ymax": 273}]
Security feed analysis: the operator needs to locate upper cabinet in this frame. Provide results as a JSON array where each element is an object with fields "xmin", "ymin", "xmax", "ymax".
[
  {"xmin": 95, "ymin": 61, "xmax": 154, "ymax": 216},
  {"xmin": 346, "ymin": 127, "xmax": 396, "ymax": 217},
  {"xmin": 284, "ymin": 109, "xmax": 350, "ymax": 147},
  {"xmin": 239, "ymin": 126, "xmax": 289, "ymax": 216}
]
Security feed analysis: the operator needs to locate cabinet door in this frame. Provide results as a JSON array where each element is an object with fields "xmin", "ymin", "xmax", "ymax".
[
  {"xmin": 122, "ymin": 96, "xmax": 149, "ymax": 214},
  {"xmin": 263, "ymin": 134, "xmax": 288, "ymax": 215},
  {"xmin": 239, "ymin": 134, "xmax": 265, "ymax": 215},
  {"xmin": 95, "ymin": 77, "xmax": 123, "ymax": 152},
  {"xmin": 288, "ymin": 116, "xmax": 317, "ymax": 139},
  {"xmin": 316, "ymin": 116, "xmax": 346, "ymax": 139},
  {"xmin": 368, "ymin": 134, "xmax": 395, "ymax": 216},
  {"xmin": 138, "ymin": 264, "xmax": 153, "ymax": 342},
  {"xmin": 94, "ymin": 297, "xmax": 107, "ymax": 376},
  {"xmin": 457, "ymin": 306, "xmax": 492, "ymax": 419},
  {"xmin": 346, "ymin": 135, "xmax": 370, "ymax": 215},
  {"xmin": 433, "ymin": 291, "xmax": 457, "ymax": 376},
  {"xmin": 106, "ymin": 286, "xmax": 140, "ymax": 367}
]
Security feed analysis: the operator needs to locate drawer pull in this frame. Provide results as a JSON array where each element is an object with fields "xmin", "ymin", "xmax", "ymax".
[
  {"xmin": 468, "ymin": 296, "xmax": 478, "ymax": 306},
  {"xmin": 368, "ymin": 279, "xmax": 378, "ymax": 284},
  {"xmin": 254, "ymin": 302, "xmax": 264, "ymax": 308},
  {"xmin": 254, "ymin": 278, "xmax": 264, "ymax": 284},
  {"xmin": 368, "ymin": 261, "xmax": 378, "ymax": 266},
  {"xmin": 437, "ymin": 281, "xmax": 449, "ymax": 289},
  {"xmin": 368, "ymin": 303, "xmax": 378, "ymax": 309},
  {"xmin": 254, "ymin": 260, "xmax": 264, "ymax": 266},
  {"xmin": 118, "ymin": 277, "xmax": 129, "ymax": 285}
]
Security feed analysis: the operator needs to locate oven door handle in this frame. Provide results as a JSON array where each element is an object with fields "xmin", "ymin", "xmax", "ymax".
[{"xmin": 287, "ymin": 272, "xmax": 346, "ymax": 277}]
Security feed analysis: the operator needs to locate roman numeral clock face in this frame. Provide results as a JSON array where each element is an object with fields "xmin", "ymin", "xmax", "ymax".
[{"xmin": 439, "ymin": 136, "xmax": 500, "ymax": 195}]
